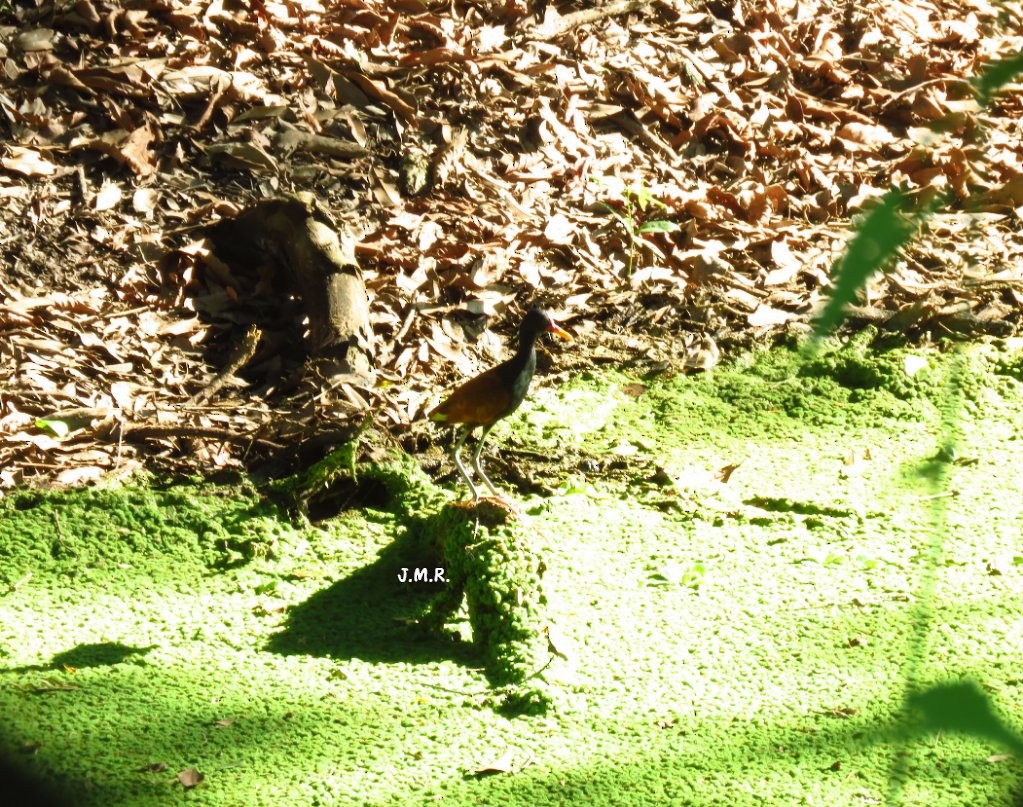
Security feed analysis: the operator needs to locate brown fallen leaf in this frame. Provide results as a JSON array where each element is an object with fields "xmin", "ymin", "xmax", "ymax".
[
  {"xmin": 54, "ymin": 466, "xmax": 106, "ymax": 487},
  {"xmin": 177, "ymin": 767, "xmax": 204, "ymax": 788},
  {"xmin": 1, "ymin": 147, "xmax": 58, "ymax": 177},
  {"xmin": 682, "ymin": 334, "xmax": 720, "ymax": 371},
  {"xmin": 747, "ymin": 304, "xmax": 795, "ymax": 328},
  {"xmin": 474, "ymin": 749, "xmax": 517, "ymax": 776},
  {"xmin": 716, "ymin": 461, "xmax": 743, "ymax": 484}
]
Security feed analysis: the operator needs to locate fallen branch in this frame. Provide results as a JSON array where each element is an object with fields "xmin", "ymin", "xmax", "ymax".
[{"xmin": 527, "ymin": 0, "xmax": 656, "ymax": 40}]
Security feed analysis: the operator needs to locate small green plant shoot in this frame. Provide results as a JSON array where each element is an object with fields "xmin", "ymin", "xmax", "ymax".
[{"xmin": 591, "ymin": 176, "xmax": 679, "ymax": 275}]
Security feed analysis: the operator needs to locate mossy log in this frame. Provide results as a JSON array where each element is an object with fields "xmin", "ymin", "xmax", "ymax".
[
  {"xmin": 418, "ymin": 500, "xmax": 550, "ymax": 684},
  {"xmin": 371, "ymin": 460, "xmax": 553, "ymax": 709},
  {"xmin": 274, "ymin": 447, "xmax": 556, "ymax": 712}
]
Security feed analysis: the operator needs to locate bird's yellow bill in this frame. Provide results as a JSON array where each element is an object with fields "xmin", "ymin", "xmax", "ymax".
[{"xmin": 547, "ymin": 321, "xmax": 572, "ymax": 341}]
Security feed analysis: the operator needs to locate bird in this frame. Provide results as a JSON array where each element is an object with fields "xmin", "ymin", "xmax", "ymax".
[{"xmin": 429, "ymin": 307, "xmax": 572, "ymax": 501}]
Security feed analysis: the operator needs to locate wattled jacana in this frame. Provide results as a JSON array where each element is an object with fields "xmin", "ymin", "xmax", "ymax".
[{"xmin": 429, "ymin": 308, "xmax": 572, "ymax": 500}]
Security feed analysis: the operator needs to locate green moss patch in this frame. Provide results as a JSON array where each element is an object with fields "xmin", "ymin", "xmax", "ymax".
[{"xmin": 0, "ymin": 486, "xmax": 296, "ymax": 584}]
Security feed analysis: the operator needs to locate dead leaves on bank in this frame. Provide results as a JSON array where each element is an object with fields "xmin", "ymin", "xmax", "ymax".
[{"xmin": 1, "ymin": 0, "xmax": 1022, "ymax": 487}]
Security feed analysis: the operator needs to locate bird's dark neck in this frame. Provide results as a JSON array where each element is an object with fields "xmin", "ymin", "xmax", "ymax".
[
  {"xmin": 500, "ymin": 334, "xmax": 536, "ymax": 378},
  {"xmin": 510, "ymin": 325, "xmax": 544, "ymax": 371},
  {"xmin": 518, "ymin": 328, "xmax": 541, "ymax": 359},
  {"xmin": 495, "ymin": 329, "xmax": 540, "ymax": 400},
  {"xmin": 486, "ymin": 320, "xmax": 546, "ymax": 420}
]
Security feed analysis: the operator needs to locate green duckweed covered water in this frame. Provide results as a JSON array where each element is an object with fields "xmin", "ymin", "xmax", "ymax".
[{"xmin": 1, "ymin": 337, "xmax": 1022, "ymax": 806}]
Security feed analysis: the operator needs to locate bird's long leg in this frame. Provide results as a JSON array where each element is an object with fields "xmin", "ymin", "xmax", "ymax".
[
  {"xmin": 451, "ymin": 426, "xmax": 481, "ymax": 500},
  {"xmin": 470, "ymin": 424, "xmax": 502, "ymax": 499}
]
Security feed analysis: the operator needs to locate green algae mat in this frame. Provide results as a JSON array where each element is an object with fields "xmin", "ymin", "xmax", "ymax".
[{"xmin": 2, "ymin": 338, "xmax": 1023, "ymax": 806}]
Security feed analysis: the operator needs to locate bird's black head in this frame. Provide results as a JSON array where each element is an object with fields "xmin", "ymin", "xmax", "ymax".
[{"xmin": 518, "ymin": 307, "xmax": 572, "ymax": 347}]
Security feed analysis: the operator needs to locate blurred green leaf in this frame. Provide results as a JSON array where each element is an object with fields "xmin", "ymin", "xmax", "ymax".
[
  {"xmin": 822, "ymin": 551, "xmax": 844, "ymax": 567},
  {"xmin": 811, "ymin": 190, "xmax": 919, "ymax": 342},
  {"xmin": 556, "ymin": 475, "xmax": 601, "ymax": 498},
  {"xmin": 628, "ymin": 182, "xmax": 665, "ymax": 211},
  {"xmin": 36, "ymin": 418, "xmax": 70, "ymax": 437},
  {"xmin": 973, "ymin": 50, "xmax": 1023, "ymax": 106},
  {"xmin": 639, "ymin": 220, "xmax": 679, "ymax": 234},
  {"xmin": 680, "ymin": 562, "xmax": 705, "ymax": 590},
  {"xmin": 649, "ymin": 561, "xmax": 705, "ymax": 589}
]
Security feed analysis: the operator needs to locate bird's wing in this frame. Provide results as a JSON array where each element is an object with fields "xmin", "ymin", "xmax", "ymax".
[{"xmin": 428, "ymin": 365, "xmax": 512, "ymax": 426}]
